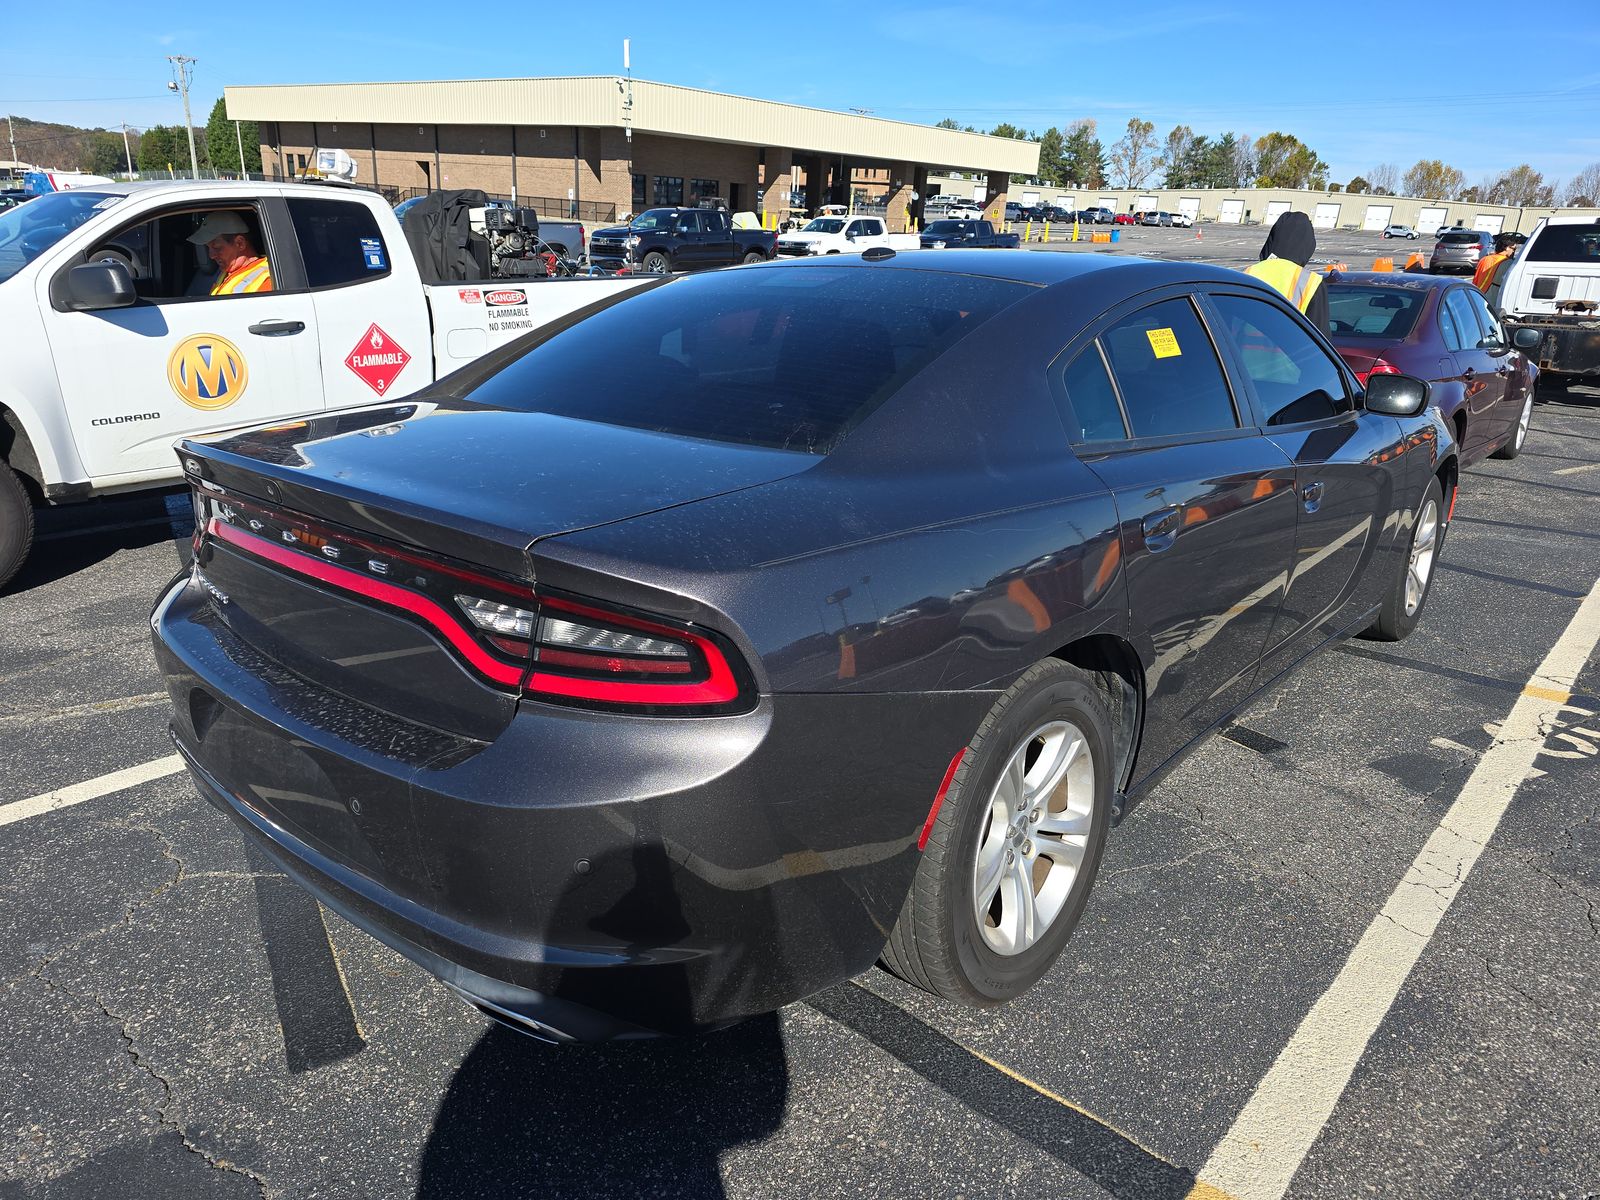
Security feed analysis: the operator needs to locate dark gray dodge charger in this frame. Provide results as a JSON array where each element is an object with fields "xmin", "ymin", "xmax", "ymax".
[{"xmin": 153, "ymin": 250, "xmax": 1455, "ymax": 1041}]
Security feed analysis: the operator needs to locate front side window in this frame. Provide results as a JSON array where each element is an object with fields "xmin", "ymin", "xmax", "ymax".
[
  {"xmin": 287, "ymin": 197, "xmax": 389, "ymax": 289},
  {"xmin": 1212, "ymin": 294, "xmax": 1348, "ymax": 426},
  {"xmin": 464, "ymin": 267, "xmax": 1034, "ymax": 454},
  {"xmin": 85, "ymin": 204, "xmax": 271, "ymax": 301},
  {"xmin": 1099, "ymin": 298, "xmax": 1237, "ymax": 439}
]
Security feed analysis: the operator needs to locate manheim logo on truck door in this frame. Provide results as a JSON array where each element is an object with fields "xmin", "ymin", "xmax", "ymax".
[{"xmin": 167, "ymin": 334, "xmax": 249, "ymax": 411}]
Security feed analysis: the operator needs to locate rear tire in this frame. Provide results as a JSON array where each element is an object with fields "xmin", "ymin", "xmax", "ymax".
[
  {"xmin": 1362, "ymin": 476, "xmax": 1444, "ymax": 642},
  {"xmin": 881, "ymin": 659, "xmax": 1113, "ymax": 1006},
  {"xmin": 0, "ymin": 461, "xmax": 35, "ymax": 592},
  {"xmin": 1492, "ymin": 394, "xmax": 1532, "ymax": 459},
  {"xmin": 741, "ymin": 250, "xmax": 766, "ymax": 265}
]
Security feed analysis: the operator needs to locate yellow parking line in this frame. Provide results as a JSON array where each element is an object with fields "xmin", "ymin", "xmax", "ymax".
[{"xmin": 1522, "ymin": 683, "xmax": 1572, "ymax": 703}]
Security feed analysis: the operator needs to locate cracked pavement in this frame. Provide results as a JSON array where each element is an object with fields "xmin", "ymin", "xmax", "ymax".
[{"xmin": 1, "ymin": 384, "xmax": 1598, "ymax": 1198}]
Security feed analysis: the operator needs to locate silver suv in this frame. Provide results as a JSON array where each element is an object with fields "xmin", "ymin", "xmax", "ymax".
[{"xmin": 1430, "ymin": 229, "xmax": 1493, "ymax": 274}]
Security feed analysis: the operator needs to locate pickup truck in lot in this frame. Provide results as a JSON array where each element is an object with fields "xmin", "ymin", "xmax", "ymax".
[
  {"xmin": 587, "ymin": 208, "xmax": 777, "ymax": 272},
  {"xmin": 918, "ymin": 219, "xmax": 1022, "ymax": 250},
  {"xmin": 1487, "ymin": 215, "xmax": 1600, "ymax": 389},
  {"xmin": 0, "ymin": 178, "xmax": 646, "ymax": 587},
  {"xmin": 776, "ymin": 214, "xmax": 920, "ymax": 257}
]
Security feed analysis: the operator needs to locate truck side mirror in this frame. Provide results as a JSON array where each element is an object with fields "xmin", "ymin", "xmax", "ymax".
[{"xmin": 59, "ymin": 260, "xmax": 137, "ymax": 312}]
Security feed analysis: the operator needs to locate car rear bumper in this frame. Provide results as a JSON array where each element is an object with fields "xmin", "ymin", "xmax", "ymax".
[{"xmin": 152, "ymin": 574, "xmax": 991, "ymax": 1040}]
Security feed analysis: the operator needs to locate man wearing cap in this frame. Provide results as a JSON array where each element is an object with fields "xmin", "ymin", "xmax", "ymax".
[{"xmin": 188, "ymin": 211, "xmax": 272, "ymax": 295}]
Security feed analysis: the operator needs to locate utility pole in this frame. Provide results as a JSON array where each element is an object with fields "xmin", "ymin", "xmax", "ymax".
[
  {"xmin": 7, "ymin": 115, "xmax": 16, "ymax": 172},
  {"xmin": 119, "ymin": 123, "xmax": 134, "ymax": 179},
  {"xmin": 235, "ymin": 120, "xmax": 246, "ymax": 179},
  {"xmin": 166, "ymin": 55, "xmax": 199, "ymax": 179}
]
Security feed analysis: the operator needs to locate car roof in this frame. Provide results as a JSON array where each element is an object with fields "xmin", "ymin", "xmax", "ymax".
[{"xmin": 747, "ymin": 248, "xmax": 1259, "ymax": 290}]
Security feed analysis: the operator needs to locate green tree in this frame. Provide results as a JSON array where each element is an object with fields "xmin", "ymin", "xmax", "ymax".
[
  {"xmin": 1061, "ymin": 119, "xmax": 1107, "ymax": 189},
  {"xmin": 1346, "ymin": 175, "xmax": 1371, "ymax": 195},
  {"xmin": 203, "ymin": 98, "xmax": 260, "ymax": 176},
  {"xmin": 137, "ymin": 125, "xmax": 179, "ymax": 175},
  {"xmin": 988, "ymin": 122, "xmax": 1029, "ymax": 141},
  {"xmin": 934, "ymin": 117, "xmax": 977, "ymax": 132},
  {"xmin": 1108, "ymin": 118, "xmax": 1158, "ymax": 188},
  {"xmin": 1160, "ymin": 125, "xmax": 1196, "ymax": 188},
  {"xmin": 85, "ymin": 131, "xmax": 125, "ymax": 175},
  {"xmin": 1401, "ymin": 159, "xmax": 1465, "ymax": 199},
  {"xmin": 1253, "ymin": 133, "xmax": 1328, "ymax": 189},
  {"xmin": 1035, "ymin": 126, "xmax": 1066, "ymax": 187}
]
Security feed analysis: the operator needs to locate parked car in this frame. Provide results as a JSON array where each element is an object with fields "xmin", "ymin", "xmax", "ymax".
[
  {"xmin": 1326, "ymin": 272, "xmax": 1540, "ymax": 463},
  {"xmin": 1488, "ymin": 216, "xmax": 1600, "ymax": 390},
  {"xmin": 1113, "ymin": 212, "xmax": 1136, "ymax": 225},
  {"xmin": 1430, "ymin": 229, "xmax": 1494, "ymax": 274},
  {"xmin": 1382, "ymin": 224, "xmax": 1417, "ymax": 239},
  {"xmin": 777, "ymin": 214, "xmax": 920, "ymax": 256},
  {"xmin": 1139, "ymin": 211, "xmax": 1173, "ymax": 227},
  {"xmin": 1080, "ymin": 207, "xmax": 1115, "ymax": 225},
  {"xmin": 588, "ymin": 207, "xmax": 777, "ymax": 272},
  {"xmin": 155, "ymin": 250, "xmax": 1455, "ymax": 1042},
  {"xmin": 1170, "ymin": 212, "xmax": 1194, "ymax": 228},
  {"xmin": 947, "ymin": 202, "xmax": 985, "ymax": 221},
  {"xmin": 918, "ymin": 219, "xmax": 1021, "ymax": 249}
]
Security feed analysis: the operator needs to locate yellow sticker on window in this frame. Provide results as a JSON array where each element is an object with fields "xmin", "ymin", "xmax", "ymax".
[{"xmin": 1146, "ymin": 328, "xmax": 1181, "ymax": 358}]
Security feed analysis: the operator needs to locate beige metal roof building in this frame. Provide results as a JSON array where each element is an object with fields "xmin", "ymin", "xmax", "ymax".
[{"xmin": 225, "ymin": 77, "xmax": 1040, "ymax": 227}]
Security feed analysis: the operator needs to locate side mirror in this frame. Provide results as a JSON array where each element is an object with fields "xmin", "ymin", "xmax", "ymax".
[
  {"xmin": 1363, "ymin": 372, "xmax": 1430, "ymax": 417},
  {"xmin": 844, "ymin": 230, "xmax": 857, "ymax": 240},
  {"xmin": 59, "ymin": 260, "xmax": 137, "ymax": 311},
  {"xmin": 1512, "ymin": 327, "xmax": 1542, "ymax": 351}
]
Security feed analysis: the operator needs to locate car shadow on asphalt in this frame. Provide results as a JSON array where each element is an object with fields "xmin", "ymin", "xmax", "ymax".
[
  {"xmin": 5, "ymin": 493, "xmax": 193, "ymax": 596},
  {"xmin": 416, "ymin": 1014, "xmax": 788, "ymax": 1199}
]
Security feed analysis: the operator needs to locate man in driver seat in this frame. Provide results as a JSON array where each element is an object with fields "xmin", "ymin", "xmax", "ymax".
[{"xmin": 188, "ymin": 211, "xmax": 272, "ymax": 294}]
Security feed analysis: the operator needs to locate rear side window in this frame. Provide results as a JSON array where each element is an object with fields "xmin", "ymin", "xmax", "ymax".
[
  {"xmin": 1326, "ymin": 285, "xmax": 1424, "ymax": 338},
  {"xmin": 1212, "ymin": 295, "xmax": 1347, "ymax": 426},
  {"xmin": 1525, "ymin": 224, "xmax": 1600, "ymax": 263},
  {"xmin": 1057, "ymin": 345, "xmax": 1126, "ymax": 441},
  {"xmin": 287, "ymin": 197, "xmax": 389, "ymax": 289},
  {"xmin": 1442, "ymin": 290, "xmax": 1482, "ymax": 352},
  {"xmin": 464, "ymin": 266, "xmax": 1034, "ymax": 453},
  {"xmin": 1099, "ymin": 298, "xmax": 1237, "ymax": 439}
]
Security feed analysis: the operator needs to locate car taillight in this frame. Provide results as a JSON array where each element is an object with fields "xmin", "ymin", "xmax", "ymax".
[{"xmin": 1356, "ymin": 358, "xmax": 1402, "ymax": 386}]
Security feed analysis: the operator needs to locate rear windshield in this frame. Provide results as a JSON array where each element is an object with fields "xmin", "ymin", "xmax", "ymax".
[
  {"xmin": 1326, "ymin": 285, "xmax": 1426, "ymax": 338},
  {"xmin": 923, "ymin": 221, "xmax": 973, "ymax": 236},
  {"xmin": 1525, "ymin": 224, "xmax": 1600, "ymax": 263},
  {"xmin": 1438, "ymin": 231, "xmax": 1483, "ymax": 245},
  {"xmin": 463, "ymin": 265, "xmax": 1035, "ymax": 453}
]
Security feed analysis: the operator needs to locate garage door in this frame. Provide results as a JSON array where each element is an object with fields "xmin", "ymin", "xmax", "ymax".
[
  {"xmin": 1136, "ymin": 195, "xmax": 1159, "ymax": 213},
  {"xmin": 1363, "ymin": 204, "xmax": 1394, "ymax": 231},
  {"xmin": 1179, "ymin": 197, "xmax": 1201, "ymax": 222},
  {"xmin": 1099, "ymin": 196, "xmax": 1119, "ymax": 212},
  {"xmin": 1416, "ymin": 207, "xmax": 1448, "ymax": 235},
  {"xmin": 1218, "ymin": 199, "xmax": 1245, "ymax": 224},
  {"xmin": 1473, "ymin": 214, "xmax": 1505, "ymax": 234},
  {"xmin": 1313, "ymin": 203, "xmax": 1341, "ymax": 230},
  {"xmin": 1265, "ymin": 201, "xmax": 1292, "ymax": 225}
]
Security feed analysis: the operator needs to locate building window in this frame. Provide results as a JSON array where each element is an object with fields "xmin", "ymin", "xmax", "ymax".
[
  {"xmin": 653, "ymin": 176, "xmax": 684, "ymax": 206},
  {"xmin": 632, "ymin": 173, "xmax": 645, "ymax": 213},
  {"xmin": 691, "ymin": 178, "xmax": 720, "ymax": 204}
]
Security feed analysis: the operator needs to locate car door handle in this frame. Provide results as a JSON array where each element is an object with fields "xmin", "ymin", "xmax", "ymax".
[
  {"xmin": 1142, "ymin": 506, "xmax": 1182, "ymax": 553},
  {"xmin": 247, "ymin": 319, "xmax": 305, "ymax": 336},
  {"xmin": 1301, "ymin": 481, "xmax": 1325, "ymax": 512}
]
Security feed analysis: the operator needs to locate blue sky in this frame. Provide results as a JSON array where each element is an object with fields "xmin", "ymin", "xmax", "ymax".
[{"xmin": 7, "ymin": 1, "xmax": 1600, "ymax": 185}]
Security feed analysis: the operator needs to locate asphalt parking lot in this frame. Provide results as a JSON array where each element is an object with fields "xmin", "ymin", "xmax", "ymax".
[{"xmin": 3, "ymin": 240, "xmax": 1599, "ymax": 1198}]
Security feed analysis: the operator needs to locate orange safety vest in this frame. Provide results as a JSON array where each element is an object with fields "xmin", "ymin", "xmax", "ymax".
[
  {"xmin": 1243, "ymin": 256, "xmax": 1322, "ymax": 313},
  {"xmin": 212, "ymin": 256, "xmax": 273, "ymax": 295},
  {"xmin": 1473, "ymin": 251, "xmax": 1508, "ymax": 292}
]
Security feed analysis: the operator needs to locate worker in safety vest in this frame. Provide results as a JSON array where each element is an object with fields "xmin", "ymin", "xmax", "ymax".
[
  {"xmin": 1474, "ymin": 233, "xmax": 1517, "ymax": 293},
  {"xmin": 1242, "ymin": 211, "xmax": 1328, "ymax": 332},
  {"xmin": 188, "ymin": 211, "xmax": 273, "ymax": 295}
]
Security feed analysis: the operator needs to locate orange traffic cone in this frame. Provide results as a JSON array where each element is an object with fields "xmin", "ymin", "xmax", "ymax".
[
  {"xmin": 1195, "ymin": 226, "xmax": 1202, "ymax": 240},
  {"xmin": 1372, "ymin": 256, "xmax": 1394, "ymax": 272}
]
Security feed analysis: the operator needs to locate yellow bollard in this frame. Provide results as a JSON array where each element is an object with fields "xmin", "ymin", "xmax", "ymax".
[
  {"xmin": 1024, "ymin": 221, "xmax": 1032, "ymax": 244},
  {"xmin": 1043, "ymin": 221, "xmax": 1051, "ymax": 244},
  {"xmin": 1072, "ymin": 220, "xmax": 1080, "ymax": 243}
]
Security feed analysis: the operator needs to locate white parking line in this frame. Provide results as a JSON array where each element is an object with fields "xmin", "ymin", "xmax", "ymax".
[
  {"xmin": 0, "ymin": 755, "xmax": 185, "ymax": 828},
  {"xmin": 1552, "ymin": 461, "xmax": 1600, "ymax": 477},
  {"xmin": 1190, "ymin": 575, "xmax": 1600, "ymax": 1200}
]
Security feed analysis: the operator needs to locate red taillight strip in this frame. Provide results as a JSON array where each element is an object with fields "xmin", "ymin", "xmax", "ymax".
[
  {"xmin": 918, "ymin": 748, "xmax": 967, "ymax": 851},
  {"xmin": 210, "ymin": 519, "xmax": 527, "ymax": 687}
]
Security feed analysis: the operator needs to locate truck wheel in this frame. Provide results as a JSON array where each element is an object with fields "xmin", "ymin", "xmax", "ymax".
[
  {"xmin": 741, "ymin": 250, "xmax": 766, "ymax": 265},
  {"xmin": 1361, "ymin": 476, "xmax": 1444, "ymax": 643},
  {"xmin": 881, "ymin": 659, "xmax": 1113, "ymax": 1006},
  {"xmin": 0, "ymin": 461, "xmax": 35, "ymax": 591},
  {"xmin": 641, "ymin": 251, "xmax": 671, "ymax": 274}
]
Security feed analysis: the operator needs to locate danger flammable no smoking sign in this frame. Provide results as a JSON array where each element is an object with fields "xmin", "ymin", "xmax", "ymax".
[{"xmin": 345, "ymin": 324, "xmax": 412, "ymax": 396}]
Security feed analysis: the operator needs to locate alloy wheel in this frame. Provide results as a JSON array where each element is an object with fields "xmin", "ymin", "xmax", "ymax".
[
  {"xmin": 1515, "ymin": 397, "xmax": 1532, "ymax": 451},
  {"xmin": 972, "ymin": 720, "xmax": 1096, "ymax": 955},
  {"xmin": 1404, "ymin": 497, "xmax": 1439, "ymax": 617}
]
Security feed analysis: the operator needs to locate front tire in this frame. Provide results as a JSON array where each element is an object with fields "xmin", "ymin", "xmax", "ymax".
[
  {"xmin": 0, "ymin": 461, "xmax": 35, "ymax": 591},
  {"xmin": 1492, "ymin": 394, "xmax": 1532, "ymax": 459},
  {"xmin": 641, "ymin": 250, "xmax": 671, "ymax": 274},
  {"xmin": 1363, "ymin": 476, "xmax": 1444, "ymax": 642},
  {"xmin": 881, "ymin": 659, "xmax": 1113, "ymax": 1006}
]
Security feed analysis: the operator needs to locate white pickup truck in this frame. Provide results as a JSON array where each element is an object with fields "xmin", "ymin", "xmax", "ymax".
[
  {"xmin": 1487, "ymin": 215, "xmax": 1600, "ymax": 391},
  {"xmin": 775, "ymin": 214, "xmax": 920, "ymax": 257},
  {"xmin": 0, "ymin": 179, "xmax": 646, "ymax": 587}
]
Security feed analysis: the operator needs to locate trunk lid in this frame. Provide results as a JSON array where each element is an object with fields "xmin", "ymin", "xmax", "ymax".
[{"xmin": 181, "ymin": 400, "xmax": 812, "ymax": 738}]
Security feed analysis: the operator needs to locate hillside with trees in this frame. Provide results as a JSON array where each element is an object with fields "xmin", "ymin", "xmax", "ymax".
[{"xmin": 5, "ymin": 99, "xmax": 259, "ymax": 177}]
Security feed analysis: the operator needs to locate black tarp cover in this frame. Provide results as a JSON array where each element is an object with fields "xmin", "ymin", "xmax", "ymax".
[{"xmin": 400, "ymin": 189, "xmax": 490, "ymax": 283}]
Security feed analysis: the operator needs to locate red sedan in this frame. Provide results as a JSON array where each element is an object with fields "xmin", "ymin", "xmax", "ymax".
[
  {"xmin": 1113, "ymin": 212, "xmax": 1136, "ymax": 225},
  {"xmin": 1325, "ymin": 272, "xmax": 1541, "ymax": 465}
]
